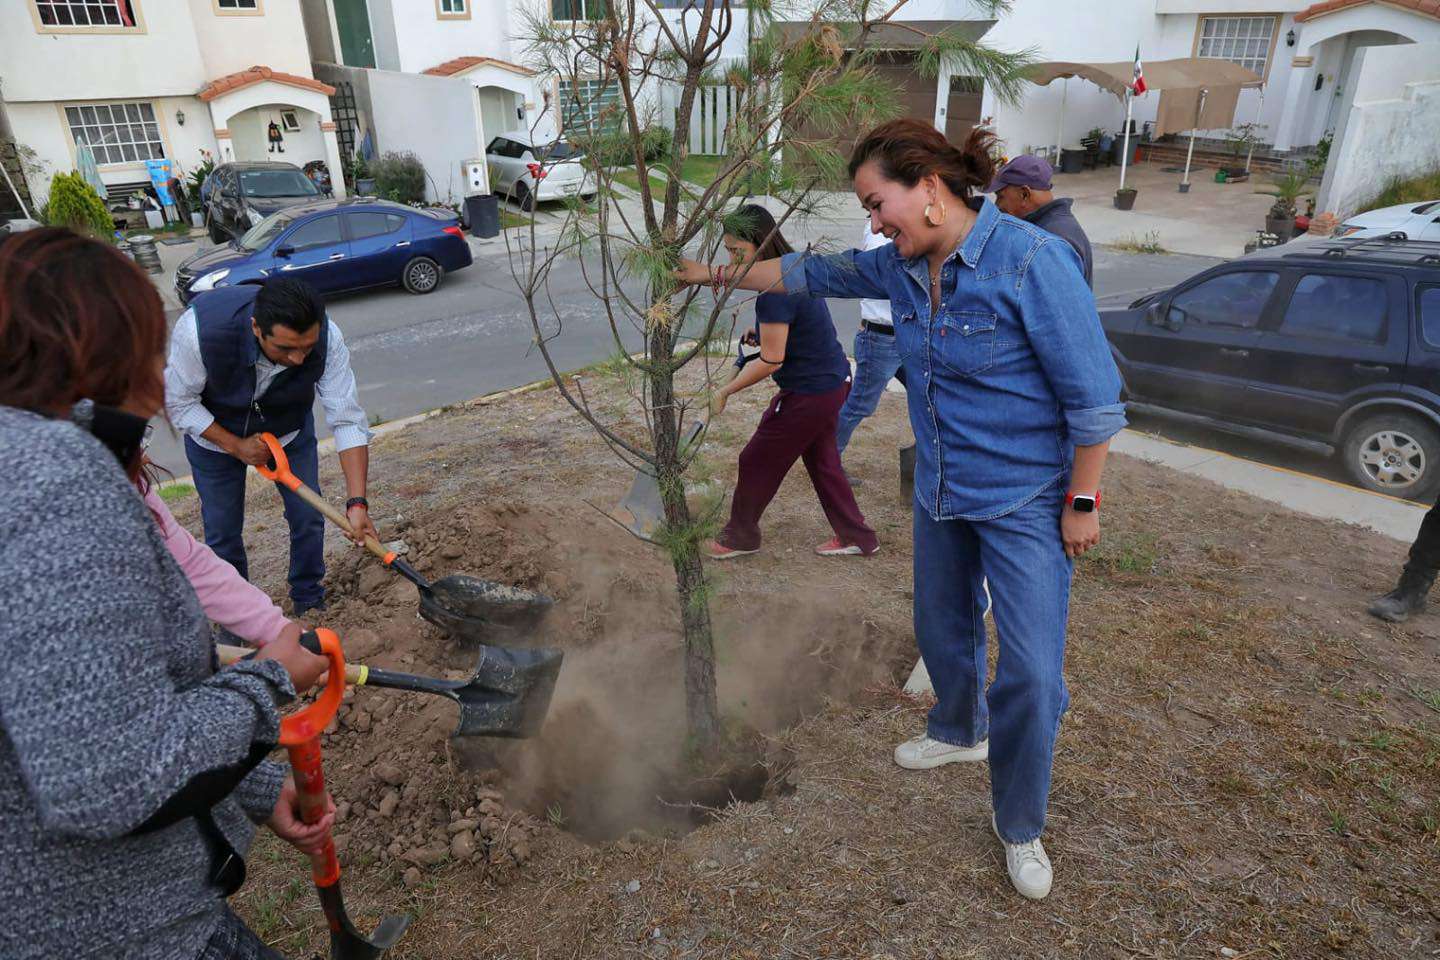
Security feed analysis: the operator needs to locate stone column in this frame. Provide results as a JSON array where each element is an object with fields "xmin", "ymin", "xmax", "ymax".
[{"xmin": 321, "ymin": 121, "xmax": 347, "ymax": 199}]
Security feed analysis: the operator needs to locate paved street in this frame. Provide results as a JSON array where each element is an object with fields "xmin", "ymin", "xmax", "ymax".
[{"xmin": 144, "ymin": 237, "xmax": 1219, "ymax": 477}]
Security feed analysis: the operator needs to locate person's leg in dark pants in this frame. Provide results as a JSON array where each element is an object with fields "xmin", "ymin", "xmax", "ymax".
[
  {"xmin": 719, "ymin": 392, "xmax": 812, "ymax": 552},
  {"xmin": 184, "ymin": 436, "xmax": 251, "ymax": 580},
  {"xmin": 198, "ymin": 906, "xmax": 287, "ymax": 959},
  {"xmin": 801, "ymin": 383, "xmax": 878, "ymax": 553},
  {"xmin": 274, "ymin": 416, "xmax": 326, "ymax": 612},
  {"xmin": 1369, "ymin": 492, "xmax": 1440, "ymax": 622}
]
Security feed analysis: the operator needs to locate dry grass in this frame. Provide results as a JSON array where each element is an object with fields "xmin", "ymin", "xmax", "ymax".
[{"xmin": 177, "ymin": 369, "xmax": 1440, "ymax": 958}]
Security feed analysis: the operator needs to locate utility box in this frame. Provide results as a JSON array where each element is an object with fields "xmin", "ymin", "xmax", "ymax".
[{"xmin": 462, "ymin": 158, "xmax": 489, "ymax": 198}]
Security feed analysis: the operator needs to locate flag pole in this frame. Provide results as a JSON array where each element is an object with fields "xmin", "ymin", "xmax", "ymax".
[
  {"xmin": 1119, "ymin": 88, "xmax": 1134, "ymax": 192},
  {"xmin": 1181, "ymin": 88, "xmax": 1206, "ymax": 192}
]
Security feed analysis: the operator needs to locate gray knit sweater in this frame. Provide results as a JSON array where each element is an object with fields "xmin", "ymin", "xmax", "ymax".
[{"xmin": 0, "ymin": 406, "xmax": 295, "ymax": 959}]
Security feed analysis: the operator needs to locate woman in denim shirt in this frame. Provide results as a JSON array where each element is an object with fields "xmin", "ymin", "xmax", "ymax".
[{"xmin": 678, "ymin": 120, "xmax": 1126, "ymax": 900}]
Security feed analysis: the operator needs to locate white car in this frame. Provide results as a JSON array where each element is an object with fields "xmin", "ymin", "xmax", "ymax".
[
  {"xmin": 1334, "ymin": 200, "xmax": 1440, "ymax": 240},
  {"xmin": 485, "ymin": 130, "xmax": 594, "ymax": 211}
]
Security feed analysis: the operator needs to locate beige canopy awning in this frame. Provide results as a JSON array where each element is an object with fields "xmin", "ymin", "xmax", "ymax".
[{"xmin": 1028, "ymin": 57, "xmax": 1262, "ymax": 136}]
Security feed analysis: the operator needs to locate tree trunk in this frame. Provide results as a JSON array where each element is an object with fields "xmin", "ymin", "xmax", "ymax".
[{"xmin": 648, "ymin": 325, "xmax": 721, "ymax": 753}]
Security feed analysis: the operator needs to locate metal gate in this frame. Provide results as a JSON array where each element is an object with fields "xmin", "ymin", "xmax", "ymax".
[{"xmin": 328, "ymin": 81, "xmax": 359, "ymax": 168}]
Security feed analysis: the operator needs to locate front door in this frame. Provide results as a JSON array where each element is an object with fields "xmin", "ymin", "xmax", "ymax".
[
  {"xmin": 1124, "ymin": 267, "xmax": 1281, "ymax": 419},
  {"xmin": 333, "ymin": 0, "xmax": 376, "ymax": 68},
  {"xmin": 945, "ymin": 76, "xmax": 984, "ymax": 145},
  {"xmin": 273, "ymin": 213, "xmax": 351, "ymax": 293},
  {"xmin": 1248, "ymin": 269, "xmax": 1408, "ymax": 437}
]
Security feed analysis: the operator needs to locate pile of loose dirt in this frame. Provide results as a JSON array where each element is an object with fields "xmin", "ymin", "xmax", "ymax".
[{"xmin": 307, "ymin": 496, "xmax": 895, "ymax": 889}]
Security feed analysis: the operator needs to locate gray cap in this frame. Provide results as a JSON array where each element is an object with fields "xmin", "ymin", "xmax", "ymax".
[{"xmin": 986, "ymin": 155, "xmax": 1053, "ymax": 193}]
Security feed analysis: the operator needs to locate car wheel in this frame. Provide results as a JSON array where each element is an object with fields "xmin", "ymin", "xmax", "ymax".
[
  {"xmin": 402, "ymin": 256, "xmax": 443, "ymax": 295},
  {"xmin": 1342, "ymin": 411, "xmax": 1440, "ymax": 502},
  {"xmin": 512, "ymin": 181, "xmax": 534, "ymax": 213},
  {"xmin": 207, "ymin": 217, "xmax": 226, "ymax": 245}
]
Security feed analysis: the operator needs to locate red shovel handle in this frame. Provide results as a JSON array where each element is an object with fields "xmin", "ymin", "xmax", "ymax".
[
  {"xmin": 279, "ymin": 628, "xmax": 346, "ymax": 888},
  {"xmin": 253, "ymin": 431, "xmax": 301, "ymax": 492}
]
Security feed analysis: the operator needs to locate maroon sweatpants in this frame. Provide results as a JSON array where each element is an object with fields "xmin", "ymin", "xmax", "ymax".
[{"xmin": 719, "ymin": 382, "xmax": 879, "ymax": 553}]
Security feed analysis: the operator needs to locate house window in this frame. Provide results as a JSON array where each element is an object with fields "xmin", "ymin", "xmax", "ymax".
[
  {"xmin": 558, "ymin": 79, "xmax": 620, "ymax": 134},
  {"xmin": 64, "ymin": 102, "xmax": 165, "ymax": 165},
  {"xmin": 552, "ymin": 0, "xmax": 605, "ymax": 21},
  {"xmin": 1196, "ymin": 15, "xmax": 1277, "ymax": 76},
  {"xmin": 214, "ymin": 0, "xmax": 260, "ymax": 11},
  {"xmin": 437, "ymin": 0, "xmax": 467, "ymax": 15},
  {"xmin": 35, "ymin": 0, "xmax": 139, "ymax": 28}
]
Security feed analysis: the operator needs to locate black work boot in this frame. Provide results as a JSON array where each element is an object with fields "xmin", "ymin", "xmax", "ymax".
[{"xmin": 1367, "ymin": 567, "xmax": 1438, "ymax": 623}]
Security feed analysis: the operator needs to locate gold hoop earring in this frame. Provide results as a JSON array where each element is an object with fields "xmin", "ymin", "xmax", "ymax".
[{"xmin": 923, "ymin": 200, "xmax": 947, "ymax": 227}]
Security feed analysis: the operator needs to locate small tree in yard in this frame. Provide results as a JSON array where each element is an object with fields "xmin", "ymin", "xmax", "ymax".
[
  {"xmin": 513, "ymin": 0, "xmax": 1032, "ymax": 753},
  {"xmin": 43, "ymin": 171, "xmax": 112, "ymax": 237}
]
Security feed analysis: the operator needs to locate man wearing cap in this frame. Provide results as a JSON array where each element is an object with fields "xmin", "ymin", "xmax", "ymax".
[{"xmin": 989, "ymin": 156, "xmax": 1093, "ymax": 288}]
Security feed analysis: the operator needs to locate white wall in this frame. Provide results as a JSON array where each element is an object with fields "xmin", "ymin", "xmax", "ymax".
[
  {"xmin": 228, "ymin": 106, "xmax": 328, "ymax": 167},
  {"xmin": 0, "ymin": 0, "xmax": 208, "ymax": 103},
  {"xmin": 370, "ymin": 0, "xmax": 403, "ymax": 71},
  {"xmin": 386, "ymin": 0, "xmax": 516, "ymax": 74},
  {"xmin": 977, "ymin": 0, "xmax": 1158, "ymax": 156},
  {"xmin": 1319, "ymin": 41, "xmax": 1440, "ymax": 218},
  {"xmin": 186, "ymin": 0, "xmax": 315, "ymax": 79},
  {"xmin": 358, "ymin": 67, "xmax": 486, "ymax": 201}
]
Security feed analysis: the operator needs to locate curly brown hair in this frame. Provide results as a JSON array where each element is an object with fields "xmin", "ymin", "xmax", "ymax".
[
  {"xmin": 848, "ymin": 120, "xmax": 997, "ymax": 201},
  {"xmin": 0, "ymin": 227, "xmax": 167, "ymax": 417}
]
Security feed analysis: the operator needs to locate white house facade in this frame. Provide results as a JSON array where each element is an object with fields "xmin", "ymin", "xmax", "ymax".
[{"xmin": 0, "ymin": 0, "xmax": 347, "ymax": 205}]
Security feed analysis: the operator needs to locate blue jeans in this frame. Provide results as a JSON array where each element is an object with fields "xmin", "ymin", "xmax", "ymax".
[
  {"xmin": 913, "ymin": 483, "xmax": 1072, "ymax": 843},
  {"xmin": 184, "ymin": 416, "xmax": 326, "ymax": 609},
  {"xmin": 835, "ymin": 325, "xmax": 902, "ymax": 456}
]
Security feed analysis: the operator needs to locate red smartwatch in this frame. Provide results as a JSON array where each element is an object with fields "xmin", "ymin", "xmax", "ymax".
[{"xmin": 1065, "ymin": 490, "xmax": 1101, "ymax": 513}]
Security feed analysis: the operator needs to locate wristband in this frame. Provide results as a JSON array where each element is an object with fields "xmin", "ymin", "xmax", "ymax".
[
  {"xmin": 346, "ymin": 496, "xmax": 369, "ymax": 511},
  {"xmin": 1065, "ymin": 490, "xmax": 1100, "ymax": 512}
]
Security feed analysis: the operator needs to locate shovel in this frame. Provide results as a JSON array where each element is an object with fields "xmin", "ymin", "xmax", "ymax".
[
  {"xmin": 218, "ymin": 636, "xmax": 562, "ymax": 739},
  {"xmin": 614, "ymin": 422, "xmax": 706, "ymax": 538},
  {"xmin": 253, "ymin": 433, "xmax": 553, "ymax": 640},
  {"xmin": 275, "ymin": 628, "xmax": 410, "ymax": 958}
]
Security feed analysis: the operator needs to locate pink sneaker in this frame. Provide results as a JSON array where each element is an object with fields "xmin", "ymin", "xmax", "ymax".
[
  {"xmin": 815, "ymin": 536, "xmax": 879, "ymax": 557},
  {"xmin": 704, "ymin": 540, "xmax": 758, "ymax": 560}
]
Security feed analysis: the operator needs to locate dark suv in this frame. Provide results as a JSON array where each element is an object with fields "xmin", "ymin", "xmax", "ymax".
[
  {"xmin": 203, "ymin": 161, "xmax": 323, "ymax": 244},
  {"xmin": 1102, "ymin": 235, "xmax": 1440, "ymax": 500}
]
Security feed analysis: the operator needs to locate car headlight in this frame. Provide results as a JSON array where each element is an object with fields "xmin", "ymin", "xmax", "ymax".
[
  {"xmin": 190, "ymin": 268, "xmax": 230, "ymax": 293},
  {"xmin": 1334, "ymin": 224, "xmax": 1363, "ymax": 237},
  {"xmin": 245, "ymin": 206, "xmax": 264, "ymax": 224}
]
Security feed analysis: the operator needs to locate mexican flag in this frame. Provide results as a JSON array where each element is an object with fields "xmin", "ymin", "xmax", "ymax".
[{"xmin": 1131, "ymin": 46, "xmax": 1147, "ymax": 95}]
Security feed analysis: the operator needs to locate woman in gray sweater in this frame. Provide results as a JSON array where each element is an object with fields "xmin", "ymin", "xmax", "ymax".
[{"xmin": 0, "ymin": 228, "xmax": 331, "ymax": 959}]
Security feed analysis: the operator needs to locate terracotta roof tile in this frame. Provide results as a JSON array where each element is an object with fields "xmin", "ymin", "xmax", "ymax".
[
  {"xmin": 422, "ymin": 55, "xmax": 537, "ymax": 78},
  {"xmin": 1296, "ymin": 0, "xmax": 1440, "ymax": 22},
  {"xmin": 198, "ymin": 65, "xmax": 336, "ymax": 103}
]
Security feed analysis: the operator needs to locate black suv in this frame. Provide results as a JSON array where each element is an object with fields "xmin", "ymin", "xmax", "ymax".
[
  {"xmin": 203, "ymin": 161, "xmax": 324, "ymax": 244},
  {"xmin": 1102, "ymin": 236, "xmax": 1440, "ymax": 500}
]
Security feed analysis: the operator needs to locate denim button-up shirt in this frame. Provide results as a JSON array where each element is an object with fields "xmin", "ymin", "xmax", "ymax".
[{"xmin": 780, "ymin": 198, "xmax": 1126, "ymax": 521}]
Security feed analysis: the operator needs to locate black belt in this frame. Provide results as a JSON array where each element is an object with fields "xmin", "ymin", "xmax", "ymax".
[{"xmin": 861, "ymin": 320, "xmax": 894, "ymax": 336}]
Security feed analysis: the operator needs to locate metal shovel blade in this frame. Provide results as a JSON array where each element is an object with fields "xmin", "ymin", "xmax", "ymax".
[
  {"xmin": 428, "ymin": 575, "xmax": 554, "ymax": 628},
  {"xmin": 362, "ymin": 643, "xmax": 564, "ymax": 738},
  {"xmin": 318, "ymin": 882, "xmax": 410, "ymax": 959},
  {"xmin": 615, "ymin": 468, "xmax": 666, "ymax": 539}
]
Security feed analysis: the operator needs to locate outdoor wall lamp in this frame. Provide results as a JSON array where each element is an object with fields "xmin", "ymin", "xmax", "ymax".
[
  {"xmin": 176, "ymin": 109, "xmax": 186, "ymax": 126},
  {"xmin": 1286, "ymin": 29, "xmax": 1296, "ymax": 47}
]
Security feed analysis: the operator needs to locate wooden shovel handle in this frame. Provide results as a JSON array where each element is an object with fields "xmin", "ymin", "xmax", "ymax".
[
  {"xmin": 217, "ymin": 643, "xmax": 369, "ymax": 687},
  {"xmin": 251, "ymin": 432, "xmax": 394, "ymax": 565}
]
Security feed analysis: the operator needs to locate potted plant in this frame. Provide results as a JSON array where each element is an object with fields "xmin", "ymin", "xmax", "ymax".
[
  {"xmin": 1257, "ymin": 170, "xmax": 1310, "ymax": 242},
  {"xmin": 1114, "ymin": 186, "xmax": 1138, "ymax": 210},
  {"xmin": 1221, "ymin": 122, "xmax": 1263, "ymax": 182},
  {"xmin": 351, "ymin": 155, "xmax": 375, "ymax": 196}
]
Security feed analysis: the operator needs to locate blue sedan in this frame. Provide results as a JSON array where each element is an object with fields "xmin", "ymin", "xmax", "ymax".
[{"xmin": 175, "ymin": 197, "xmax": 473, "ymax": 305}]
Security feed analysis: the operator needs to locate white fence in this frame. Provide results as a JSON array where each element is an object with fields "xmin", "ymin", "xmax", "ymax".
[{"xmin": 660, "ymin": 82, "xmax": 743, "ymax": 156}]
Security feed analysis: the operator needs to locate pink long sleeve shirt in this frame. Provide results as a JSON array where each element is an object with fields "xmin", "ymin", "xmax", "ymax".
[{"xmin": 144, "ymin": 486, "xmax": 291, "ymax": 647}]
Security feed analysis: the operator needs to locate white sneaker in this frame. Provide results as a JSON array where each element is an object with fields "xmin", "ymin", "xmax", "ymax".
[
  {"xmin": 893, "ymin": 734, "xmax": 989, "ymax": 770},
  {"xmin": 992, "ymin": 815, "xmax": 1053, "ymax": 900}
]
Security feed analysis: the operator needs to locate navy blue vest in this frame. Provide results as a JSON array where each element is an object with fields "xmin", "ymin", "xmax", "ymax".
[{"xmin": 193, "ymin": 285, "xmax": 328, "ymax": 439}]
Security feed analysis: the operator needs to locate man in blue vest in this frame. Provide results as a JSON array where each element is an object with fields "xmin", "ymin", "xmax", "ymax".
[{"xmin": 164, "ymin": 277, "xmax": 377, "ymax": 617}]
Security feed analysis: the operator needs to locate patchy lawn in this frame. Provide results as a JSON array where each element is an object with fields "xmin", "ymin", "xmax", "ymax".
[{"xmin": 171, "ymin": 366, "xmax": 1440, "ymax": 958}]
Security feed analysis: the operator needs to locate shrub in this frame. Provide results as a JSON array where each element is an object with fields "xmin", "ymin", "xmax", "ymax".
[
  {"xmin": 42, "ymin": 171, "xmax": 112, "ymax": 236},
  {"xmin": 186, "ymin": 148, "xmax": 215, "ymax": 208},
  {"xmin": 371, "ymin": 151, "xmax": 426, "ymax": 204},
  {"xmin": 576, "ymin": 126, "xmax": 672, "ymax": 168}
]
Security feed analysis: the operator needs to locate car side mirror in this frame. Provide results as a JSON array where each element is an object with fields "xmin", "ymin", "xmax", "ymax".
[
  {"xmin": 1145, "ymin": 301, "xmax": 1166, "ymax": 326},
  {"xmin": 275, "ymin": 244, "xmax": 294, "ymax": 258},
  {"xmin": 1165, "ymin": 308, "xmax": 1187, "ymax": 332}
]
